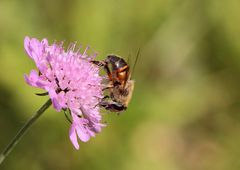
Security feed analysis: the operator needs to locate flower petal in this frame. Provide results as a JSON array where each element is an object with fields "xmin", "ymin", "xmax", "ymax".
[
  {"xmin": 72, "ymin": 114, "xmax": 91, "ymax": 142},
  {"xmin": 24, "ymin": 70, "xmax": 39, "ymax": 87},
  {"xmin": 69, "ymin": 124, "xmax": 79, "ymax": 150},
  {"xmin": 76, "ymin": 123, "xmax": 90, "ymax": 142},
  {"xmin": 24, "ymin": 36, "xmax": 32, "ymax": 58},
  {"xmin": 48, "ymin": 89, "xmax": 62, "ymax": 111}
]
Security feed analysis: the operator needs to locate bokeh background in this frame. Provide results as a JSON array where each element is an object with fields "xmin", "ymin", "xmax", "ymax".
[{"xmin": 1, "ymin": 0, "xmax": 240, "ymax": 169}]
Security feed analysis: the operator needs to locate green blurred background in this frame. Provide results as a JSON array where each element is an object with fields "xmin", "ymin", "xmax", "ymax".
[{"xmin": 1, "ymin": 0, "xmax": 240, "ymax": 169}]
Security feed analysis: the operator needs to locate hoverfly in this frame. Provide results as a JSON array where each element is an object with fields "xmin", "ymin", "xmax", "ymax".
[{"xmin": 92, "ymin": 50, "xmax": 139, "ymax": 113}]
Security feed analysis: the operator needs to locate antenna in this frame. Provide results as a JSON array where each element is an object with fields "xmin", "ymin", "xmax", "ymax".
[
  {"xmin": 127, "ymin": 52, "xmax": 131, "ymax": 65},
  {"xmin": 131, "ymin": 48, "xmax": 140, "ymax": 77}
]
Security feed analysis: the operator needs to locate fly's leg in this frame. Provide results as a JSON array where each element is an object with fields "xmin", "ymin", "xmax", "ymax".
[
  {"xmin": 91, "ymin": 60, "xmax": 112, "ymax": 81},
  {"xmin": 102, "ymin": 83, "xmax": 114, "ymax": 91},
  {"xmin": 99, "ymin": 100, "xmax": 126, "ymax": 112}
]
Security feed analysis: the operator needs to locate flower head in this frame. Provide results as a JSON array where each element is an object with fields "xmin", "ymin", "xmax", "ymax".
[{"xmin": 24, "ymin": 36, "xmax": 104, "ymax": 149}]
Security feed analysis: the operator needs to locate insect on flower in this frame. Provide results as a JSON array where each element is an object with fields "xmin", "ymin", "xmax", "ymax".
[{"xmin": 91, "ymin": 50, "xmax": 139, "ymax": 113}]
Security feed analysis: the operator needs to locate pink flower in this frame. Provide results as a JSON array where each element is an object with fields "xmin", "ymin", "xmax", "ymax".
[{"xmin": 24, "ymin": 36, "xmax": 105, "ymax": 149}]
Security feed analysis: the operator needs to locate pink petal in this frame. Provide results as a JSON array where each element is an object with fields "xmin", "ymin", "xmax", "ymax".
[
  {"xmin": 72, "ymin": 114, "xmax": 91, "ymax": 142},
  {"xmin": 24, "ymin": 70, "xmax": 39, "ymax": 87},
  {"xmin": 24, "ymin": 36, "xmax": 32, "ymax": 58},
  {"xmin": 28, "ymin": 38, "xmax": 41, "ymax": 62},
  {"xmin": 69, "ymin": 124, "xmax": 79, "ymax": 150},
  {"xmin": 41, "ymin": 38, "xmax": 48, "ymax": 46},
  {"xmin": 76, "ymin": 124, "xmax": 90, "ymax": 142},
  {"xmin": 48, "ymin": 90, "xmax": 62, "ymax": 111},
  {"xmin": 24, "ymin": 37, "xmax": 41, "ymax": 61},
  {"xmin": 56, "ymin": 91, "xmax": 67, "ymax": 108}
]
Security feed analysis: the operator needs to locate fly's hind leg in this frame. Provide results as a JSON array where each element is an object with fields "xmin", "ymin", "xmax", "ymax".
[{"xmin": 99, "ymin": 100, "xmax": 126, "ymax": 113}]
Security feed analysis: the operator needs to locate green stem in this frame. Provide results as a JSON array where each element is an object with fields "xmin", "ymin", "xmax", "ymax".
[{"xmin": 0, "ymin": 99, "xmax": 52, "ymax": 165}]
